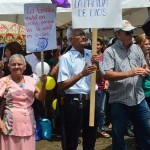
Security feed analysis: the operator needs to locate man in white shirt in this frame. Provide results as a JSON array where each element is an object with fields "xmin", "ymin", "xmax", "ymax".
[{"xmin": 57, "ymin": 26, "xmax": 101, "ymax": 150}]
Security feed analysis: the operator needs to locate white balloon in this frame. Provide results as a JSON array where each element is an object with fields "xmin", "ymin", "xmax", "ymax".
[{"xmin": 35, "ymin": 62, "xmax": 50, "ymax": 77}]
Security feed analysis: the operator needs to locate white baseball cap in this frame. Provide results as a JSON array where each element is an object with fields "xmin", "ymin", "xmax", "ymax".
[{"xmin": 114, "ymin": 20, "xmax": 136, "ymax": 32}]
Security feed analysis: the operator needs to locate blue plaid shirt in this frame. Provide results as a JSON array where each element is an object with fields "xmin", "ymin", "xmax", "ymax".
[{"xmin": 102, "ymin": 40, "xmax": 146, "ymax": 106}]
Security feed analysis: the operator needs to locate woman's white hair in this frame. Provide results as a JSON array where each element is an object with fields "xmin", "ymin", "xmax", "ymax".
[{"xmin": 8, "ymin": 54, "xmax": 26, "ymax": 65}]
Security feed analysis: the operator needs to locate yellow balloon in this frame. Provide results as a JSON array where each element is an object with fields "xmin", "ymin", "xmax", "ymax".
[
  {"xmin": 45, "ymin": 76, "xmax": 56, "ymax": 90},
  {"xmin": 37, "ymin": 81, "xmax": 42, "ymax": 89},
  {"xmin": 37, "ymin": 76, "xmax": 56, "ymax": 90},
  {"xmin": 52, "ymin": 99, "xmax": 57, "ymax": 110}
]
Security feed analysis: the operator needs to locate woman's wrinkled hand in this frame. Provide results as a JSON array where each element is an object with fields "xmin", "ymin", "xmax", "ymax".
[{"xmin": 40, "ymin": 74, "xmax": 47, "ymax": 87}]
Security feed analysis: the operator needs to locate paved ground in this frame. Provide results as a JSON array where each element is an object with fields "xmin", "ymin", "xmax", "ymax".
[{"xmin": 36, "ymin": 134, "xmax": 135, "ymax": 150}]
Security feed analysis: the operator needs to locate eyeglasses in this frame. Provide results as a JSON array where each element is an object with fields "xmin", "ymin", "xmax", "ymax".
[
  {"xmin": 73, "ymin": 32, "xmax": 85, "ymax": 37},
  {"xmin": 125, "ymin": 30, "xmax": 134, "ymax": 35}
]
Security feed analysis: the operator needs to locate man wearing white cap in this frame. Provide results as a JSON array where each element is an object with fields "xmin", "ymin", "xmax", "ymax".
[{"xmin": 102, "ymin": 20, "xmax": 150, "ymax": 150}]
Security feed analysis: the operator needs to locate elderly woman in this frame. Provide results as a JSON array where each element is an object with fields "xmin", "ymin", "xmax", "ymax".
[{"xmin": 0, "ymin": 54, "xmax": 47, "ymax": 150}]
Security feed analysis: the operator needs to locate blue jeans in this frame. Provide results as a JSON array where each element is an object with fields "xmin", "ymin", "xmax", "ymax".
[
  {"xmin": 145, "ymin": 97, "xmax": 150, "ymax": 108},
  {"xmin": 111, "ymin": 100, "xmax": 150, "ymax": 150},
  {"xmin": 96, "ymin": 90, "xmax": 107, "ymax": 131}
]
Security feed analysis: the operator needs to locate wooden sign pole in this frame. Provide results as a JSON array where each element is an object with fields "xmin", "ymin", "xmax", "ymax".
[
  {"xmin": 41, "ymin": 51, "xmax": 45, "ymax": 107},
  {"xmin": 89, "ymin": 28, "xmax": 97, "ymax": 127},
  {"xmin": 41, "ymin": 51, "xmax": 44, "ymax": 75}
]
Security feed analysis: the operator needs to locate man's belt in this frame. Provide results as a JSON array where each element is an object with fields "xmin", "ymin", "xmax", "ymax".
[{"xmin": 65, "ymin": 94, "xmax": 90, "ymax": 100}]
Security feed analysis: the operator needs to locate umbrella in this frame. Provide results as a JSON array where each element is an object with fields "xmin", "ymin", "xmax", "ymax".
[{"xmin": 0, "ymin": 21, "xmax": 25, "ymax": 45}]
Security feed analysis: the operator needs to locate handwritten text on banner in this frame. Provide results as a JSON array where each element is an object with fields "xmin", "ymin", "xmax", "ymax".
[{"xmin": 24, "ymin": 3, "xmax": 57, "ymax": 52}]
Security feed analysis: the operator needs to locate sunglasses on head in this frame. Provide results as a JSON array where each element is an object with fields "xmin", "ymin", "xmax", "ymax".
[{"xmin": 125, "ymin": 30, "xmax": 134, "ymax": 35}]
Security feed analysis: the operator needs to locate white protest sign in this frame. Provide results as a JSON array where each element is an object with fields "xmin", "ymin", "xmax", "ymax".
[
  {"xmin": 72, "ymin": 0, "xmax": 122, "ymax": 28},
  {"xmin": 24, "ymin": 3, "xmax": 57, "ymax": 52},
  {"xmin": 122, "ymin": 0, "xmax": 150, "ymax": 8}
]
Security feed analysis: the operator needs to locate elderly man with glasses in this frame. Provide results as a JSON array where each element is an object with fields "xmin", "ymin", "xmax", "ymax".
[
  {"xmin": 57, "ymin": 26, "xmax": 101, "ymax": 150},
  {"xmin": 102, "ymin": 20, "xmax": 150, "ymax": 150}
]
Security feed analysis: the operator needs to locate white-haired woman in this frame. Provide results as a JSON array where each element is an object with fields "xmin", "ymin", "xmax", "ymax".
[{"xmin": 0, "ymin": 54, "xmax": 47, "ymax": 150}]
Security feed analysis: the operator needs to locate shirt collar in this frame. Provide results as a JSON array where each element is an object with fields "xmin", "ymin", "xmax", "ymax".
[{"xmin": 70, "ymin": 47, "xmax": 90, "ymax": 58}]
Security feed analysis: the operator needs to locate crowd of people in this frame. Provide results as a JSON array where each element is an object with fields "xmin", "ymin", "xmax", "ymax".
[{"xmin": 0, "ymin": 19, "xmax": 150, "ymax": 150}]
